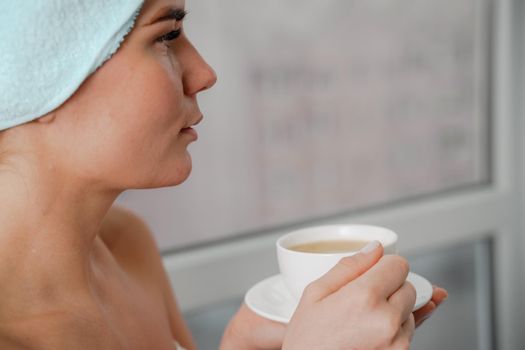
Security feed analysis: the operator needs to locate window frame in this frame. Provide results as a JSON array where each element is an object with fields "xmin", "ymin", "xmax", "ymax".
[{"xmin": 162, "ymin": 1, "xmax": 524, "ymax": 349}]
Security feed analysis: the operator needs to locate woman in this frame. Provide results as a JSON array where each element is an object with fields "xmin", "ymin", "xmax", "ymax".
[{"xmin": 0, "ymin": 0, "xmax": 447, "ymax": 349}]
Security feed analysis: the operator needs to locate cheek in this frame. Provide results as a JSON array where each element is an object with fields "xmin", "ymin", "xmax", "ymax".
[
  {"xmin": 85, "ymin": 58, "xmax": 184, "ymax": 143},
  {"xmin": 108, "ymin": 57, "xmax": 185, "ymax": 131},
  {"xmin": 52, "ymin": 47, "xmax": 189, "ymax": 185}
]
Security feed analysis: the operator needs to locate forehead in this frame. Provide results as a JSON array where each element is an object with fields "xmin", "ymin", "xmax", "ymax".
[{"xmin": 138, "ymin": 0, "xmax": 186, "ymax": 23}]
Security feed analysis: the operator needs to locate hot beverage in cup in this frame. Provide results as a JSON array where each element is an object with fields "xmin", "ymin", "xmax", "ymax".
[
  {"xmin": 287, "ymin": 239, "xmax": 370, "ymax": 253},
  {"xmin": 276, "ymin": 225, "xmax": 398, "ymax": 299}
]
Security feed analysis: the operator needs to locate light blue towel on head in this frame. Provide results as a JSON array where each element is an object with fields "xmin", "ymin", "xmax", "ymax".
[{"xmin": 0, "ymin": 0, "xmax": 144, "ymax": 131}]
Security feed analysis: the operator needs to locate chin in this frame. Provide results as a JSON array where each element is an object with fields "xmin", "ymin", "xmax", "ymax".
[
  {"xmin": 140, "ymin": 168, "xmax": 191, "ymax": 189},
  {"xmin": 157, "ymin": 155, "xmax": 193, "ymax": 188},
  {"xmin": 132, "ymin": 151, "xmax": 193, "ymax": 189},
  {"xmin": 169, "ymin": 167, "xmax": 192, "ymax": 186}
]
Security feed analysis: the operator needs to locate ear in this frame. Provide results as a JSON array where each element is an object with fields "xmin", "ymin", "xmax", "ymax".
[{"xmin": 36, "ymin": 113, "xmax": 56, "ymax": 124}]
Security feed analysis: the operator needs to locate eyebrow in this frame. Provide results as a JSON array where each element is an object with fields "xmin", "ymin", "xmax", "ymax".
[{"xmin": 147, "ymin": 7, "xmax": 187, "ymax": 25}]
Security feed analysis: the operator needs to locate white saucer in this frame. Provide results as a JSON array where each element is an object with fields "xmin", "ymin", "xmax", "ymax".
[{"xmin": 245, "ymin": 272, "xmax": 433, "ymax": 324}]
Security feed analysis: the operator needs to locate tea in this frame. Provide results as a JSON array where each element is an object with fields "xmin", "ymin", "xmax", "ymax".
[{"xmin": 288, "ymin": 239, "xmax": 370, "ymax": 253}]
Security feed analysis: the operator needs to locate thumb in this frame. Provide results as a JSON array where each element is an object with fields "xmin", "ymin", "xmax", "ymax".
[{"xmin": 302, "ymin": 240, "xmax": 384, "ymax": 303}]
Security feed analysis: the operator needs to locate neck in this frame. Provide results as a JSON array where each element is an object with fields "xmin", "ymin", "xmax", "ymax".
[{"xmin": 0, "ymin": 155, "xmax": 121, "ymax": 295}]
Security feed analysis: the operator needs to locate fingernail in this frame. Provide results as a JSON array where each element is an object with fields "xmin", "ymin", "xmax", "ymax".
[
  {"xmin": 360, "ymin": 240, "xmax": 380, "ymax": 254},
  {"xmin": 436, "ymin": 287, "xmax": 449, "ymax": 301}
]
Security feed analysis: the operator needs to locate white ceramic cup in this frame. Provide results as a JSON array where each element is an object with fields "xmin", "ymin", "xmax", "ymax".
[{"xmin": 276, "ymin": 224, "xmax": 398, "ymax": 299}]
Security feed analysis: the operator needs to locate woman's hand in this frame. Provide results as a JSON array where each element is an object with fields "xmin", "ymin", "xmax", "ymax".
[
  {"xmin": 283, "ymin": 242, "xmax": 417, "ymax": 350},
  {"xmin": 221, "ymin": 242, "xmax": 448, "ymax": 350},
  {"xmin": 414, "ymin": 285, "xmax": 448, "ymax": 327},
  {"xmin": 220, "ymin": 303, "xmax": 286, "ymax": 350}
]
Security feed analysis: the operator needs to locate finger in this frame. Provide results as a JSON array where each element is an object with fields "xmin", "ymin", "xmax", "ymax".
[
  {"xmin": 413, "ymin": 301, "xmax": 436, "ymax": 327},
  {"xmin": 302, "ymin": 241, "xmax": 383, "ymax": 302},
  {"xmin": 416, "ymin": 316, "xmax": 430, "ymax": 328},
  {"xmin": 391, "ymin": 314, "xmax": 415, "ymax": 348},
  {"xmin": 237, "ymin": 304, "xmax": 287, "ymax": 349},
  {"xmin": 414, "ymin": 285, "xmax": 446, "ymax": 319},
  {"xmin": 415, "ymin": 313, "xmax": 433, "ymax": 328},
  {"xmin": 388, "ymin": 281, "xmax": 417, "ymax": 324},
  {"xmin": 432, "ymin": 286, "xmax": 448, "ymax": 306},
  {"xmin": 354, "ymin": 254, "xmax": 410, "ymax": 299},
  {"xmin": 414, "ymin": 286, "xmax": 447, "ymax": 328}
]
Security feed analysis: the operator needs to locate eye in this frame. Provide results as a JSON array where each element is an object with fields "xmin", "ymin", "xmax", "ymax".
[{"xmin": 157, "ymin": 28, "xmax": 182, "ymax": 46}]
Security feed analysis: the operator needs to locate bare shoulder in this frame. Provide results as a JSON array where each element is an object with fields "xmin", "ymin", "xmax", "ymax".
[
  {"xmin": 99, "ymin": 205, "xmax": 161, "ymax": 277},
  {"xmin": 99, "ymin": 205, "xmax": 156, "ymax": 252},
  {"xmin": 98, "ymin": 205, "xmax": 197, "ymax": 350}
]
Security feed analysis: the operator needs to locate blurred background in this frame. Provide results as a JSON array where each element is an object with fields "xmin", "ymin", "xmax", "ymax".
[{"xmin": 116, "ymin": 0, "xmax": 525, "ymax": 349}]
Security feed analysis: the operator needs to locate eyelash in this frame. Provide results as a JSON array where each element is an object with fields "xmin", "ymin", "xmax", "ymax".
[{"xmin": 157, "ymin": 28, "xmax": 182, "ymax": 46}]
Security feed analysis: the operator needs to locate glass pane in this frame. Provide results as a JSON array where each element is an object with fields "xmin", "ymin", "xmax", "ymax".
[
  {"xmin": 184, "ymin": 239, "xmax": 494, "ymax": 349},
  {"xmin": 408, "ymin": 239, "xmax": 494, "ymax": 349},
  {"xmin": 117, "ymin": 0, "xmax": 491, "ymax": 250}
]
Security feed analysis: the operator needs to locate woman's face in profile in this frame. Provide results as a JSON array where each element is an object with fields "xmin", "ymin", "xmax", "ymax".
[{"xmin": 45, "ymin": 0, "xmax": 216, "ymax": 190}]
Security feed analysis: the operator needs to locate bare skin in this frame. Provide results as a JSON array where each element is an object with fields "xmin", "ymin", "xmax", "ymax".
[
  {"xmin": 0, "ymin": 0, "xmax": 447, "ymax": 349},
  {"xmin": 0, "ymin": 0, "xmax": 213, "ymax": 348},
  {"xmin": 221, "ymin": 248, "xmax": 448, "ymax": 350},
  {"xmin": 0, "ymin": 205, "xmax": 196, "ymax": 350}
]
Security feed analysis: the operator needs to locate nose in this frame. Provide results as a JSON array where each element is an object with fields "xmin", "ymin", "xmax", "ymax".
[{"xmin": 183, "ymin": 43, "xmax": 217, "ymax": 96}]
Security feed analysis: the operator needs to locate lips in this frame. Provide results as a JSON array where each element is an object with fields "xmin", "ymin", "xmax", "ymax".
[
  {"xmin": 179, "ymin": 114, "xmax": 202, "ymax": 140},
  {"xmin": 185, "ymin": 114, "xmax": 203, "ymax": 129}
]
